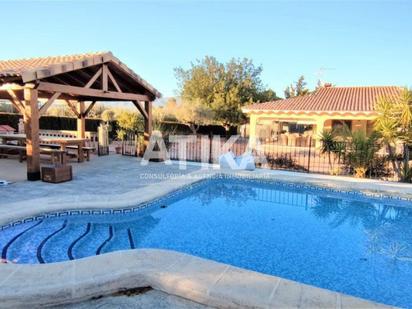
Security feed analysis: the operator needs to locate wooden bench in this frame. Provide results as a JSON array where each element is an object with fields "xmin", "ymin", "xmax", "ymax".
[
  {"xmin": 40, "ymin": 143, "xmax": 61, "ymax": 150},
  {"xmin": 40, "ymin": 148, "xmax": 67, "ymax": 165},
  {"xmin": 0, "ymin": 144, "xmax": 67, "ymax": 165},
  {"xmin": 66, "ymin": 145, "xmax": 95, "ymax": 161},
  {"xmin": 0, "ymin": 144, "xmax": 26, "ymax": 162}
]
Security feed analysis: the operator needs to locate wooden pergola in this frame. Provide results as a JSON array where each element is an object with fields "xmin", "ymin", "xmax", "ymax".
[{"xmin": 0, "ymin": 52, "xmax": 161, "ymax": 180}]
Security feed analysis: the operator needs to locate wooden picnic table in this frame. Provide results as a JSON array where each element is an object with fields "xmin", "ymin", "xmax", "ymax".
[
  {"xmin": 40, "ymin": 137, "xmax": 86, "ymax": 162},
  {"xmin": 0, "ymin": 134, "xmax": 86, "ymax": 163},
  {"xmin": 0, "ymin": 133, "xmax": 26, "ymax": 148}
]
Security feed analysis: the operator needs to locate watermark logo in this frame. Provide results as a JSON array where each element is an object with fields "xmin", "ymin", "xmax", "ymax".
[{"xmin": 140, "ymin": 134, "xmax": 267, "ymax": 170}]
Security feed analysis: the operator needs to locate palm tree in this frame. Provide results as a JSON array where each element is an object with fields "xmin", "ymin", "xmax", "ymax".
[
  {"xmin": 319, "ymin": 130, "xmax": 337, "ymax": 170},
  {"xmin": 374, "ymin": 88, "xmax": 412, "ymax": 179},
  {"xmin": 345, "ymin": 131, "xmax": 381, "ymax": 178}
]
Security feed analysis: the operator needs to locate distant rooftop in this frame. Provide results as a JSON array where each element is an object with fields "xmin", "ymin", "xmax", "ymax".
[{"xmin": 243, "ymin": 86, "xmax": 402, "ymax": 114}]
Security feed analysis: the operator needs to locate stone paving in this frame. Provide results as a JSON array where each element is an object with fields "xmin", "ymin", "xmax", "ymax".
[
  {"xmin": 0, "ymin": 249, "xmax": 392, "ymax": 309},
  {"xmin": 58, "ymin": 289, "xmax": 210, "ymax": 309},
  {"xmin": 0, "ymin": 155, "xmax": 201, "ymax": 205}
]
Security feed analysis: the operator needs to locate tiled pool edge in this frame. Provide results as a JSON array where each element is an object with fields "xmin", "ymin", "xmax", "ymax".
[
  {"xmin": 2, "ymin": 169, "xmax": 412, "ymax": 229},
  {"xmin": 0, "ymin": 249, "xmax": 394, "ymax": 309}
]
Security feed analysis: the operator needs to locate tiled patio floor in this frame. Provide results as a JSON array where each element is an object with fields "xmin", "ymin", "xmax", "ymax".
[{"xmin": 0, "ymin": 155, "xmax": 202, "ymax": 205}]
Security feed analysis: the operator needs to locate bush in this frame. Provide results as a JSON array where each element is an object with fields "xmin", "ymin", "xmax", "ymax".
[{"xmin": 266, "ymin": 154, "xmax": 308, "ymax": 172}]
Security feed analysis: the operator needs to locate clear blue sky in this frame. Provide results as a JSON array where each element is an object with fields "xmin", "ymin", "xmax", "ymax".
[{"xmin": 1, "ymin": 1, "xmax": 411, "ymax": 99}]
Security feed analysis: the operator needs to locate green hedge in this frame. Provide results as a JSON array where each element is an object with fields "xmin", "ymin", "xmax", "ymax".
[
  {"xmin": 0, "ymin": 113, "xmax": 235, "ymax": 137},
  {"xmin": 160, "ymin": 121, "xmax": 235, "ymax": 136},
  {"xmin": 0, "ymin": 113, "xmax": 101, "ymax": 132}
]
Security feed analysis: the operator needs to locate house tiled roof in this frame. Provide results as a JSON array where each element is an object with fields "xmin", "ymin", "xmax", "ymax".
[{"xmin": 243, "ymin": 86, "xmax": 402, "ymax": 114}]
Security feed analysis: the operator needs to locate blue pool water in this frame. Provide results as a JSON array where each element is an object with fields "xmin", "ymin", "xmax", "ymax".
[{"xmin": 1, "ymin": 177, "xmax": 412, "ymax": 308}]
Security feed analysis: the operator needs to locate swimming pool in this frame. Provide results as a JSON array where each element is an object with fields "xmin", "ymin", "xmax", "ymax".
[{"xmin": 1, "ymin": 177, "xmax": 412, "ymax": 308}]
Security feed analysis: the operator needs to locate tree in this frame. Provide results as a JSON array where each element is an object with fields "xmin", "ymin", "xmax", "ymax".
[
  {"xmin": 315, "ymin": 79, "xmax": 323, "ymax": 91},
  {"xmin": 101, "ymin": 109, "xmax": 115, "ymax": 124},
  {"xmin": 374, "ymin": 88, "xmax": 412, "ymax": 180},
  {"xmin": 174, "ymin": 99, "xmax": 214, "ymax": 134},
  {"xmin": 45, "ymin": 103, "xmax": 76, "ymax": 117},
  {"xmin": 175, "ymin": 56, "xmax": 277, "ymax": 132},
  {"xmin": 319, "ymin": 130, "xmax": 339, "ymax": 170},
  {"xmin": 164, "ymin": 97, "xmax": 178, "ymax": 111},
  {"xmin": 161, "ymin": 97, "xmax": 179, "ymax": 122},
  {"xmin": 101, "ymin": 109, "xmax": 115, "ymax": 134},
  {"xmin": 0, "ymin": 101, "xmax": 15, "ymax": 113},
  {"xmin": 284, "ymin": 75, "xmax": 310, "ymax": 98},
  {"xmin": 115, "ymin": 110, "xmax": 143, "ymax": 140},
  {"xmin": 284, "ymin": 84, "xmax": 296, "ymax": 99},
  {"xmin": 87, "ymin": 103, "xmax": 107, "ymax": 119},
  {"xmin": 256, "ymin": 89, "xmax": 278, "ymax": 102},
  {"xmin": 295, "ymin": 75, "xmax": 310, "ymax": 96}
]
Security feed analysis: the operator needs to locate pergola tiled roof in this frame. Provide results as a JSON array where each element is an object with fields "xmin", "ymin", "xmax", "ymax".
[
  {"xmin": 243, "ymin": 86, "xmax": 402, "ymax": 115},
  {"xmin": 0, "ymin": 52, "xmax": 104, "ymax": 77},
  {"xmin": 0, "ymin": 52, "xmax": 161, "ymax": 99},
  {"xmin": 0, "ymin": 52, "xmax": 159, "ymax": 180}
]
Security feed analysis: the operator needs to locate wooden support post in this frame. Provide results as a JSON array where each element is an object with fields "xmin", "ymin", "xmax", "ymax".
[
  {"xmin": 102, "ymin": 64, "xmax": 108, "ymax": 92},
  {"xmin": 144, "ymin": 101, "xmax": 152, "ymax": 150},
  {"xmin": 23, "ymin": 88, "xmax": 40, "ymax": 181},
  {"xmin": 77, "ymin": 101, "xmax": 86, "ymax": 139},
  {"xmin": 77, "ymin": 101, "xmax": 86, "ymax": 163}
]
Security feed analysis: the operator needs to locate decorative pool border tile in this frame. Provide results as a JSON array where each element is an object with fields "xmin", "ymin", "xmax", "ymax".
[
  {"xmin": 2, "ymin": 173, "xmax": 412, "ymax": 231},
  {"xmin": 0, "ymin": 178, "xmax": 209, "ymax": 231},
  {"xmin": 219, "ymin": 173, "xmax": 412, "ymax": 204}
]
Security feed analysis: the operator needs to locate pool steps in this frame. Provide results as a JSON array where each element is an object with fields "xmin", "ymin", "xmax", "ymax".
[
  {"xmin": 127, "ymin": 228, "xmax": 135, "ymax": 249},
  {"xmin": 1, "ymin": 220, "xmax": 43, "ymax": 260},
  {"xmin": 96, "ymin": 225, "xmax": 113, "ymax": 255},
  {"xmin": 37, "ymin": 220, "xmax": 68, "ymax": 263},
  {"xmin": 68, "ymin": 223, "xmax": 91, "ymax": 260},
  {"xmin": 1, "ymin": 222, "xmax": 139, "ymax": 264}
]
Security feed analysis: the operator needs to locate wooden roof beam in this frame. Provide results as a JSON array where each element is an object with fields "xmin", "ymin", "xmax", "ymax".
[
  {"xmin": 63, "ymin": 100, "xmax": 81, "ymax": 118},
  {"xmin": 132, "ymin": 100, "xmax": 148, "ymax": 119},
  {"xmin": 0, "ymin": 83, "xmax": 35, "ymax": 91},
  {"xmin": 37, "ymin": 81, "xmax": 150, "ymax": 102},
  {"xmin": 85, "ymin": 68, "xmax": 102, "ymax": 88},
  {"xmin": 5, "ymin": 89, "xmax": 25, "ymax": 113},
  {"xmin": 39, "ymin": 92, "xmax": 61, "ymax": 116},
  {"xmin": 83, "ymin": 101, "xmax": 97, "ymax": 117},
  {"xmin": 106, "ymin": 67, "xmax": 122, "ymax": 93},
  {"xmin": 58, "ymin": 72, "xmax": 87, "ymax": 87}
]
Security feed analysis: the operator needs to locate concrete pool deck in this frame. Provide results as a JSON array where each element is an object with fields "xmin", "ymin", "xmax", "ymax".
[
  {"xmin": 0, "ymin": 249, "xmax": 393, "ymax": 308},
  {"xmin": 0, "ymin": 155, "xmax": 408, "ymax": 308}
]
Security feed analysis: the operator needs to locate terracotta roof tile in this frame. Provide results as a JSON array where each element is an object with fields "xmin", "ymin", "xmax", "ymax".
[
  {"xmin": 0, "ymin": 52, "xmax": 106, "ymax": 77},
  {"xmin": 243, "ymin": 86, "xmax": 402, "ymax": 114},
  {"xmin": 0, "ymin": 52, "xmax": 161, "ymax": 98}
]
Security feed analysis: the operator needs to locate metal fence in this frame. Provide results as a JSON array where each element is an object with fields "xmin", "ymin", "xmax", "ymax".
[{"xmin": 163, "ymin": 135, "xmax": 400, "ymax": 180}]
